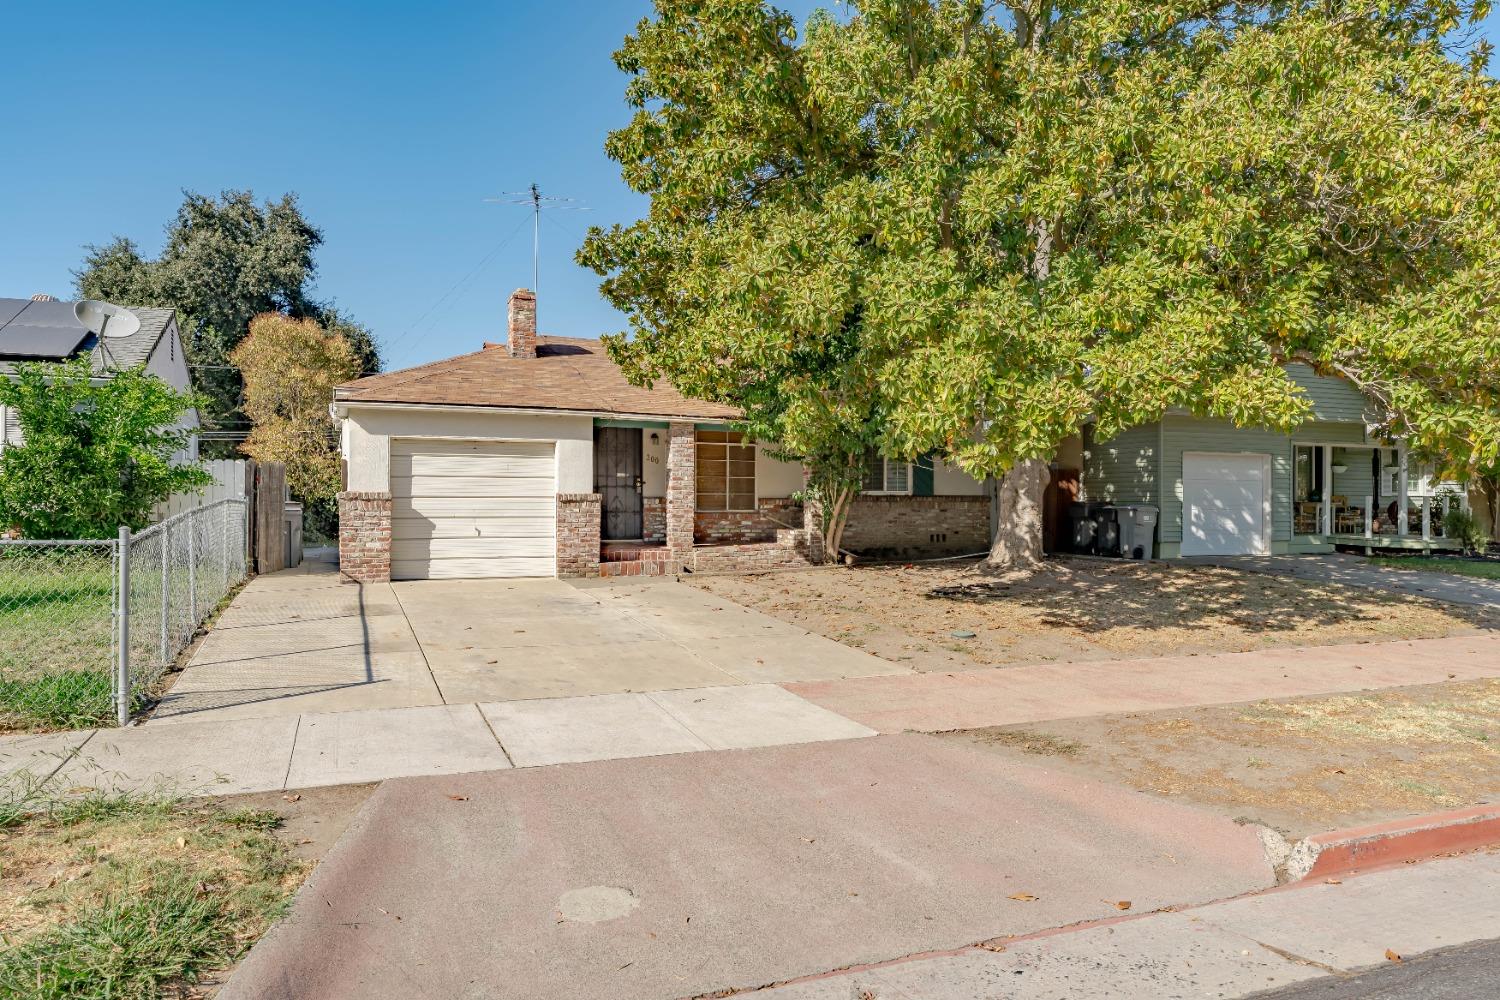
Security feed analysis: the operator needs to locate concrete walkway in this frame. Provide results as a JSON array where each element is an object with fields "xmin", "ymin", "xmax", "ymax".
[
  {"xmin": 785, "ymin": 632, "xmax": 1500, "ymax": 733},
  {"xmin": 742, "ymin": 847, "xmax": 1500, "ymax": 999},
  {"xmin": 1184, "ymin": 552, "xmax": 1500, "ymax": 608},
  {"xmin": 218, "ymin": 733, "xmax": 1279, "ymax": 1000},
  {"xmin": 151, "ymin": 564, "xmax": 907, "ymax": 724},
  {"xmin": 0, "ymin": 684, "xmax": 874, "ymax": 795}
]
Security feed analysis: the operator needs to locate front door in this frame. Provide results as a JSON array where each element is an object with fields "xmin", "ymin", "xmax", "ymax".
[{"xmin": 594, "ymin": 427, "xmax": 644, "ymax": 540}]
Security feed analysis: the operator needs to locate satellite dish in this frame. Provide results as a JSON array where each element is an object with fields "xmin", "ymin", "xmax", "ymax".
[{"xmin": 74, "ymin": 300, "xmax": 141, "ymax": 340}]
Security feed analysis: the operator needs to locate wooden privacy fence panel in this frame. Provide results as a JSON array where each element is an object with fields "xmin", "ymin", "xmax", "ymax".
[
  {"xmin": 155, "ymin": 459, "xmax": 250, "ymax": 520},
  {"xmin": 251, "ymin": 462, "xmax": 288, "ymax": 575}
]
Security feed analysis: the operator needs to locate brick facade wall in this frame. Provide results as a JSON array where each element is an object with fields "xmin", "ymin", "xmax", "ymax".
[
  {"xmin": 556, "ymin": 493, "xmax": 602, "ymax": 578},
  {"xmin": 694, "ymin": 498, "xmax": 803, "ymax": 545},
  {"xmin": 643, "ymin": 497, "xmax": 666, "ymax": 544},
  {"xmin": 666, "ymin": 422, "xmax": 695, "ymax": 554},
  {"xmin": 841, "ymin": 495, "xmax": 990, "ymax": 558},
  {"xmin": 338, "ymin": 491, "xmax": 392, "ymax": 583}
]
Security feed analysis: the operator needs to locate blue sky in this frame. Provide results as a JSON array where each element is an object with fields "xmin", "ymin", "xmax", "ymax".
[{"xmin": 1, "ymin": 2, "xmax": 1493, "ymax": 373}]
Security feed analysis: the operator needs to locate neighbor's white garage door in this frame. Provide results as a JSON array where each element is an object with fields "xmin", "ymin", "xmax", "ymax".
[
  {"xmin": 390, "ymin": 439, "xmax": 556, "ymax": 580},
  {"xmin": 1180, "ymin": 452, "xmax": 1270, "ymax": 557}
]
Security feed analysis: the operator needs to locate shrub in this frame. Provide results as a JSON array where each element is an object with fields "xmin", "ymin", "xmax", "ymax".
[{"xmin": 1442, "ymin": 507, "xmax": 1490, "ymax": 555}]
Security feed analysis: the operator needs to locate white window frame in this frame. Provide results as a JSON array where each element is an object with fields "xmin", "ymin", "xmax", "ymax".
[{"xmin": 862, "ymin": 456, "xmax": 912, "ymax": 496}]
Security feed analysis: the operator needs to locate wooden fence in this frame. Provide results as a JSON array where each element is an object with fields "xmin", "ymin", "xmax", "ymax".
[
  {"xmin": 156, "ymin": 458, "xmax": 290, "ymax": 575},
  {"xmin": 155, "ymin": 459, "xmax": 251, "ymax": 519}
]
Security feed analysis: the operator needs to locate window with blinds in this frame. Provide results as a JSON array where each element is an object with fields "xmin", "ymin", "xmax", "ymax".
[
  {"xmin": 696, "ymin": 430, "xmax": 756, "ymax": 511},
  {"xmin": 862, "ymin": 453, "xmax": 910, "ymax": 494}
]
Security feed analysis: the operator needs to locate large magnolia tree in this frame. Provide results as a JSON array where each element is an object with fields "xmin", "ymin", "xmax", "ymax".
[{"xmin": 581, "ymin": 0, "xmax": 1500, "ymax": 568}]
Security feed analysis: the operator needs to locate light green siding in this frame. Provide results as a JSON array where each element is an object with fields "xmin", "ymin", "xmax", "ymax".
[
  {"xmin": 1157, "ymin": 416, "xmax": 1293, "ymax": 548},
  {"xmin": 1292, "ymin": 421, "xmax": 1368, "ymax": 445},
  {"xmin": 1081, "ymin": 423, "xmax": 1159, "ymax": 505},
  {"xmin": 1286, "ymin": 364, "xmax": 1371, "ymax": 423},
  {"xmin": 1331, "ymin": 447, "xmax": 1375, "ymax": 503}
]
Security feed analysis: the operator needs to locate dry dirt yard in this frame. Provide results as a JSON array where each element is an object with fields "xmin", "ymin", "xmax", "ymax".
[
  {"xmin": 937, "ymin": 677, "xmax": 1500, "ymax": 839},
  {"xmin": 688, "ymin": 557, "xmax": 1498, "ymax": 670}
]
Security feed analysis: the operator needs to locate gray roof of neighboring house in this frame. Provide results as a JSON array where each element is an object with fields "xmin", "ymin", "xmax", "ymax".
[{"xmin": 0, "ymin": 297, "xmax": 176, "ymax": 377}]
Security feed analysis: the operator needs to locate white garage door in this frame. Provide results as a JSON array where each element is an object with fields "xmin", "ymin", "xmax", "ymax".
[
  {"xmin": 390, "ymin": 439, "xmax": 556, "ymax": 580},
  {"xmin": 1181, "ymin": 453, "xmax": 1269, "ymax": 557}
]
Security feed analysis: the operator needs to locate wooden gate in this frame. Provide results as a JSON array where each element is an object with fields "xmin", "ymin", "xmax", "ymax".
[{"xmin": 247, "ymin": 461, "xmax": 288, "ymax": 574}]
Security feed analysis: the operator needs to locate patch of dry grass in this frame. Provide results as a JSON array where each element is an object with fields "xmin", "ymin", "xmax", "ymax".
[
  {"xmin": 690, "ymin": 558, "xmax": 1497, "ymax": 671},
  {"xmin": 0, "ymin": 782, "xmax": 307, "ymax": 999},
  {"xmin": 943, "ymin": 678, "xmax": 1500, "ymax": 836}
]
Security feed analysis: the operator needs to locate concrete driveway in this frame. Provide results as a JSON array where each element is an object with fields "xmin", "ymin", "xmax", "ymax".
[
  {"xmin": 1183, "ymin": 553, "xmax": 1500, "ymax": 608},
  {"xmin": 152, "ymin": 564, "xmax": 906, "ymax": 724},
  {"xmin": 220, "ymin": 733, "xmax": 1276, "ymax": 1000}
]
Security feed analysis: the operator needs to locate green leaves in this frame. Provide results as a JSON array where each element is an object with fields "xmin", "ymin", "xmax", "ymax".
[
  {"xmin": 0, "ymin": 359, "xmax": 210, "ymax": 538},
  {"xmin": 583, "ymin": 1, "xmax": 1500, "ymax": 490}
]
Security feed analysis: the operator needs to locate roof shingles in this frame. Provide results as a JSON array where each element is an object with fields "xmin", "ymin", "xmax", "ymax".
[
  {"xmin": 335, "ymin": 337, "xmax": 740, "ymax": 421},
  {"xmin": 0, "ymin": 299, "xmax": 174, "ymax": 377}
]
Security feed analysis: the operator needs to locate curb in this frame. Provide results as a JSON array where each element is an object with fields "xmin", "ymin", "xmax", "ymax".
[{"xmin": 1282, "ymin": 804, "xmax": 1500, "ymax": 881}]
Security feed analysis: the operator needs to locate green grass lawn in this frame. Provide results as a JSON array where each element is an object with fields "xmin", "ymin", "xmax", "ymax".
[
  {"xmin": 1371, "ymin": 556, "xmax": 1500, "ymax": 581},
  {"xmin": 0, "ymin": 550, "xmax": 117, "ymax": 731},
  {"xmin": 0, "ymin": 781, "xmax": 306, "ymax": 1000}
]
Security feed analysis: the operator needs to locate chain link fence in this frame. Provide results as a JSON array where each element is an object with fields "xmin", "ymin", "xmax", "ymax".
[
  {"xmin": 0, "ymin": 499, "xmax": 248, "ymax": 732},
  {"xmin": 122, "ymin": 499, "xmax": 249, "ymax": 715},
  {"xmin": 0, "ymin": 540, "xmax": 117, "ymax": 730}
]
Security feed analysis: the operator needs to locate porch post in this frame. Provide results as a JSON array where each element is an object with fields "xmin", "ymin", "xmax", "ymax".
[
  {"xmin": 1422, "ymin": 495, "xmax": 1432, "ymax": 541},
  {"xmin": 1321, "ymin": 446, "xmax": 1333, "ymax": 535},
  {"xmin": 1397, "ymin": 446, "xmax": 1409, "ymax": 537},
  {"xmin": 1364, "ymin": 495, "xmax": 1373, "ymax": 539},
  {"xmin": 666, "ymin": 422, "xmax": 695, "ymax": 557}
]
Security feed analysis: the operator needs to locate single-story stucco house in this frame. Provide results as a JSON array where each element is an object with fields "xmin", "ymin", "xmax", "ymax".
[
  {"xmin": 0, "ymin": 294, "xmax": 198, "ymax": 461},
  {"xmin": 334, "ymin": 289, "xmax": 1466, "ymax": 582},
  {"xmin": 333, "ymin": 290, "xmax": 991, "ymax": 581},
  {"xmin": 1080, "ymin": 364, "xmax": 1467, "ymax": 558}
]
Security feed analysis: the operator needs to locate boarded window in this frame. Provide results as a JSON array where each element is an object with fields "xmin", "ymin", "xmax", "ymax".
[{"xmin": 696, "ymin": 430, "xmax": 756, "ymax": 511}]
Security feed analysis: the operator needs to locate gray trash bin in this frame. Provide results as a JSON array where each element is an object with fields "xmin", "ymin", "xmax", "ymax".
[{"xmin": 1114, "ymin": 504, "xmax": 1158, "ymax": 560}]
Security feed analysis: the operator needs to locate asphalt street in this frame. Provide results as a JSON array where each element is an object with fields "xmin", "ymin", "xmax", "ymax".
[{"xmin": 1256, "ymin": 937, "xmax": 1500, "ymax": 999}]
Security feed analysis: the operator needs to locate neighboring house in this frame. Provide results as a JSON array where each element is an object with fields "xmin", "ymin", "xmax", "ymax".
[
  {"xmin": 333, "ymin": 289, "xmax": 990, "ymax": 581},
  {"xmin": 1080, "ymin": 364, "xmax": 1465, "ymax": 557},
  {"xmin": 0, "ymin": 294, "xmax": 199, "ymax": 462}
]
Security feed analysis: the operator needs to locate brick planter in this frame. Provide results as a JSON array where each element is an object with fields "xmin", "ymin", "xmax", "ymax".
[
  {"xmin": 338, "ymin": 491, "xmax": 392, "ymax": 583},
  {"xmin": 695, "ymin": 499, "xmax": 803, "ymax": 545}
]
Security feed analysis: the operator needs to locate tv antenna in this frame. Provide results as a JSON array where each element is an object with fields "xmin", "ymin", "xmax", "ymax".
[{"xmin": 483, "ymin": 183, "xmax": 589, "ymax": 294}]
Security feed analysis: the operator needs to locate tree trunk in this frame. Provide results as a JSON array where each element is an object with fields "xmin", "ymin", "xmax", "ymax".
[
  {"xmin": 986, "ymin": 458, "xmax": 1048, "ymax": 572},
  {"xmin": 821, "ymin": 484, "xmax": 854, "ymax": 564}
]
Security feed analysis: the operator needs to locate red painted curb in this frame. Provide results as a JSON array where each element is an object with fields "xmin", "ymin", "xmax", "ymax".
[{"xmin": 1299, "ymin": 804, "xmax": 1500, "ymax": 881}]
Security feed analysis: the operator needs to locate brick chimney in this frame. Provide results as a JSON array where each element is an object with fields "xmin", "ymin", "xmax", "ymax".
[{"xmin": 507, "ymin": 288, "xmax": 537, "ymax": 358}]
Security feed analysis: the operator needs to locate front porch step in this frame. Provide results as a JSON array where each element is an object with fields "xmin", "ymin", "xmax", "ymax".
[
  {"xmin": 599, "ymin": 541, "xmax": 677, "ymax": 577},
  {"xmin": 598, "ymin": 559, "xmax": 676, "ymax": 577}
]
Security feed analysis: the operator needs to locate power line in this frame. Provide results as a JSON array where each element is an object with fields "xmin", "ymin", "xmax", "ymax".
[{"xmin": 379, "ymin": 214, "xmax": 534, "ymax": 358}]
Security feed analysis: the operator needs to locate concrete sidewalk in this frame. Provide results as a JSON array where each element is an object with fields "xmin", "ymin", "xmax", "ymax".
[
  {"xmin": 785, "ymin": 632, "xmax": 1500, "ymax": 733},
  {"xmin": 1185, "ymin": 552, "xmax": 1500, "ymax": 608},
  {"xmin": 217, "ymin": 733, "xmax": 1279, "ymax": 1000},
  {"xmin": 745, "ymin": 848, "xmax": 1500, "ymax": 999},
  {"xmin": 0, "ymin": 684, "xmax": 874, "ymax": 795}
]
